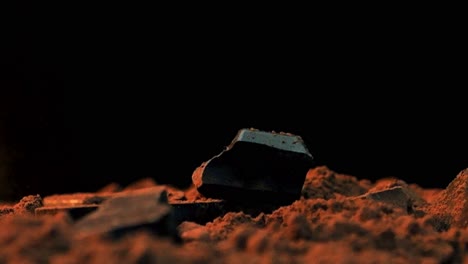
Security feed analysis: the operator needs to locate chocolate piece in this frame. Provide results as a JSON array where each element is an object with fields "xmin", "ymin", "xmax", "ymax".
[
  {"xmin": 362, "ymin": 187, "xmax": 410, "ymax": 209},
  {"xmin": 171, "ymin": 200, "xmax": 226, "ymax": 225},
  {"xmin": 193, "ymin": 128, "xmax": 314, "ymax": 204},
  {"xmin": 40, "ymin": 186, "xmax": 226, "ymax": 225},
  {"xmin": 35, "ymin": 205, "xmax": 99, "ymax": 220},
  {"xmin": 74, "ymin": 187, "xmax": 173, "ymax": 237},
  {"xmin": 38, "ymin": 193, "xmax": 119, "ymax": 220},
  {"xmin": 42, "ymin": 193, "xmax": 113, "ymax": 207}
]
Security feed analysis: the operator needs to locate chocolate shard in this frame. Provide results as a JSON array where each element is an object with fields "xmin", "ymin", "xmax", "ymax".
[
  {"xmin": 37, "ymin": 193, "xmax": 112, "ymax": 219},
  {"xmin": 192, "ymin": 128, "xmax": 314, "ymax": 204},
  {"xmin": 74, "ymin": 187, "xmax": 173, "ymax": 238},
  {"xmin": 361, "ymin": 186, "xmax": 410, "ymax": 209},
  {"xmin": 42, "ymin": 193, "xmax": 113, "ymax": 207}
]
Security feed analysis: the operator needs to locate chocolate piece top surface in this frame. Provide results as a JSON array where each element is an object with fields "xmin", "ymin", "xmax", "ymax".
[{"xmin": 233, "ymin": 128, "xmax": 311, "ymax": 155}]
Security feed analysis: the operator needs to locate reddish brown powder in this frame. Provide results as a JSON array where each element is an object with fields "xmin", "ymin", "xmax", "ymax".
[{"xmin": 1, "ymin": 166, "xmax": 467, "ymax": 263}]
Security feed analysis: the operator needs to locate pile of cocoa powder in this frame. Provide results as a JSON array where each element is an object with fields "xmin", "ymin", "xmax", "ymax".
[{"xmin": 1, "ymin": 166, "xmax": 467, "ymax": 263}]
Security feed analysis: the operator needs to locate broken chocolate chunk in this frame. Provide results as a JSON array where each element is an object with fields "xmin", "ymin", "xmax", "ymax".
[
  {"xmin": 192, "ymin": 128, "xmax": 314, "ymax": 204},
  {"xmin": 74, "ymin": 187, "xmax": 173, "ymax": 238},
  {"xmin": 35, "ymin": 205, "xmax": 99, "ymax": 220}
]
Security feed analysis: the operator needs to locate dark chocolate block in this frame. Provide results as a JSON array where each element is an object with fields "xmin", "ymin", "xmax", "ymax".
[{"xmin": 193, "ymin": 128, "xmax": 314, "ymax": 204}]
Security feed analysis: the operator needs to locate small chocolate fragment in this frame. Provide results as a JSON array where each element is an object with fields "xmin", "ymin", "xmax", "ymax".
[
  {"xmin": 35, "ymin": 205, "xmax": 99, "ymax": 220},
  {"xmin": 42, "ymin": 193, "xmax": 113, "ymax": 207},
  {"xmin": 171, "ymin": 200, "xmax": 226, "ymax": 225},
  {"xmin": 40, "ymin": 186, "xmax": 226, "ymax": 225},
  {"xmin": 74, "ymin": 187, "xmax": 173, "ymax": 238},
  {"xmin": 192, "ymin": 128, "xmax": 314, "ymax": 204},
  {"xmin": 361, "ymin": 187, "xmax": 410, "ymax": 209},
  {"xmin": 38, "ymin": 193, "xmax": 117, "ymax": 220}
]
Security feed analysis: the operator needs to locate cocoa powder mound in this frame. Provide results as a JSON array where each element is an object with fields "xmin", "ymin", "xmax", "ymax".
[
  {"xmin": 428, "ymin": 169, "xmax": 468, "ymax": 229},
  {"xmin": 0, "ymin": 213, "xmax": 71, "ymax": 263},
  {"xmin": 302, "ymin": 166, "xmax": 372, "ymax": 199},
  {"xmin": 1, "ymin": 166, "xmax": 468, "ymax": 263},
  {"xmin": 0, "ymin": 206, "xmax": 13, "ymax": 217}
]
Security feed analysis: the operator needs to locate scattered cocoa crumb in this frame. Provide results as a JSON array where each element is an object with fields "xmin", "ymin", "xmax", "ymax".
[
  {"xmin": 13, "ymin": 194, "xmax": 43, "ymax": 214},
  {"xmin": 302, "ymin": 166, "xmax": 371, "ymax": 199},
  {"xmin": 0, "ymin": 206, "xmax": 13, "ymax": 216}
]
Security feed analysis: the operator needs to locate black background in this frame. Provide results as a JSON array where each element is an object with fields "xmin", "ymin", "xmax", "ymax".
[{"xmin": 1, "ymin": 5, "xmax": 466, "ymax": 201}]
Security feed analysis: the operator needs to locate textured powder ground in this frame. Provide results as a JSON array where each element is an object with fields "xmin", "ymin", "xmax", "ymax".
[{"xmin": 0, "ymin": 166, "xmax": 467, "ymax": 263}]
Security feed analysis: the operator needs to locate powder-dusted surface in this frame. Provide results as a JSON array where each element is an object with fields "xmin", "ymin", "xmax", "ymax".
[
  {"xmin": 429, "ymin": 169, "xmax": 468, "ymax": 229},
  {"xmin": 1, "ymin": 166, "xmax": 468, "ymax": 263}
]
